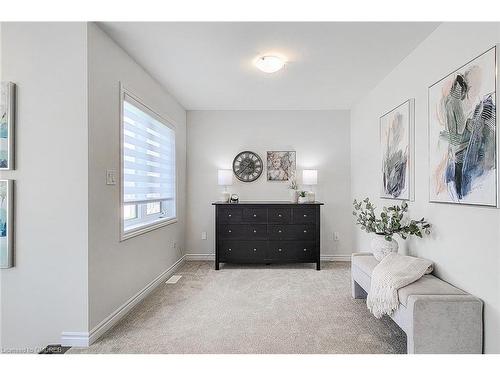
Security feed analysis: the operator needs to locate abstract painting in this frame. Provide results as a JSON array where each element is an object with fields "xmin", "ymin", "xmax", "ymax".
[
  {"xmin": 0, "ymin": 82, "xmax": 16, "ymax": 170},
  {"xmin": 267, "ymin": 151, "xmax": 296, "ymax": 181},
  {"xmin": 429, "ymin": 47, "xmax": 497, "ymax": 206},
  {"xmin": 380, "ymin": 99, "xmax": 414, "ymax": 200},
  {"xmin": 0, "ymin": 180, "xmax": 14, "ymax": 269}
]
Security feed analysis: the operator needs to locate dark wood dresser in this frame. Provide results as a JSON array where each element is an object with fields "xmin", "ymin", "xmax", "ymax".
[{"xmin": 212, "ymin": 201, "xmax": 323, "ymax": 270}]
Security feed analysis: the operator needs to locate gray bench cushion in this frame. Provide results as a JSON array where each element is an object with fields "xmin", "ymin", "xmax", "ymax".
[
  {"xmin": 352, "ymin": 254, "xmax": 379, "ymax": 276},
  {"xmin": 397, "ymin": 274, "xmax": 465, "ymax": 307},
  {"xmin": 352, "ymin": 254, "xmax": 466, "ymax": 307}
]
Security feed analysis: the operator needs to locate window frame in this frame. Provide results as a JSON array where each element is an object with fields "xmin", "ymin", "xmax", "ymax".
[{"xmin": 119, "ymin": 84, "xmax": 178, "ymax": 241}]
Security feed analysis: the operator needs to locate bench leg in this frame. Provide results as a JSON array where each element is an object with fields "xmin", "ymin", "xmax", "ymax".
[{"xmin": 352, "ymin": 280, "xmax": 367, "ymax": 299}]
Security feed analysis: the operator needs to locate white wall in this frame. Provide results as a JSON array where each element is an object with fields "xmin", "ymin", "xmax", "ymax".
[
  {"xmin": 186, "ymin": 110, "xmax": 352, "ymax": 258},
  {"xmin": 350, "ymin": 22, "xmax": 500, "ymax": 353},
  {"xmin": 87, "ymin": 24, "xmax": 187, "ymax": 329},
  {"xmin": 0, "ymin": 23, "xmax": 89, "ymax": 351}
]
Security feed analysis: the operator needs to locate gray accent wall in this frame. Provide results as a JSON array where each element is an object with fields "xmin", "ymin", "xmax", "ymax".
[
  {"xmin": 350, "ymin": 22, "xmax": 500, "ymax": 353},
  {"xmin": 186, "ymin": 110, "xmax": 352, "ymax": 259}
]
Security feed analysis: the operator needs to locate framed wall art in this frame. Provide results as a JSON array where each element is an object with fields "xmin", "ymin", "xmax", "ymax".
[
  {"xmin": 429, "ymin": 47, "xmax": 497, "ymax": 206},
  {"xmin": 267, "ymin": 151, "xmax": 296, "ymax": 181},
  {"xmin": 380, "ymin": 99, "xmax": 414, "ymax": 200},
  {"xmin": 0, "ymin": 82, "xmax": 16, "ymax": 170},
  {"xmin": 0, "ymin": 179, "xmax": 14, "ymax": 269}
]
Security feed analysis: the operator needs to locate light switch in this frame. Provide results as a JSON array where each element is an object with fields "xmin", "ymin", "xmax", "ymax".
[
  {"xmin": 106, "ymin": 169, "xmax": 117, "ymax": 185},
  {"xmin": 201, "ymin": 231, "xmax": 207, "ymax": 240}
]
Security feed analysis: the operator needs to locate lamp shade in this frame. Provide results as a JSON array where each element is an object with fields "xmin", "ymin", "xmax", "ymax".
[
  {"xmin": 302, "ymin": 170, "xmax": 318, "ymax": 185},
  {"xmin": 218, "ymin": 169, "xmax": 233, "ymax": 186}
]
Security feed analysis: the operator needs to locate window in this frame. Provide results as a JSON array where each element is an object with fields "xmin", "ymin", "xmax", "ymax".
[{"xmin": 121, "ymin": 88, "xmax": 176, "ymax": 239}]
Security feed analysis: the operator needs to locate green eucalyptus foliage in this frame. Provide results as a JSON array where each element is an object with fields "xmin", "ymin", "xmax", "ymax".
[{"xmin": 352, "ymin": 198, "xmax": 431, "ymax": 242}]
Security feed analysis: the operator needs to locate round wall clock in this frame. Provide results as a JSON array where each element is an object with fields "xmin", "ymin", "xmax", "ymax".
[{"xmin": 232, "ymin": 151, "xmax": 263, "ymax": 182}]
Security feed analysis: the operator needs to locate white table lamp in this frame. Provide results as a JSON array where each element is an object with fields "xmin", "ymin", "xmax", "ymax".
[
  {"xmin": 302, "ymin": 169, "xmax": 318, "ymax": 202},
  {"xmin": 218, "ymin": 169, "xmax": 233, "ymax": 202}
]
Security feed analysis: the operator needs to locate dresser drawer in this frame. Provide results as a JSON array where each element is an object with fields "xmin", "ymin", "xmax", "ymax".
[
  {"xmin": 242, "ymin": 207, "xmax": 267, "ymax": 223},
  {"xmin": 292, "ymin": 207, "xmax": 316, "ymax": 223},
  {"xmin": 268, "ymin": 224, "xmax": 315, "ymax": 240},
  {"xmin": 220, "ymin": 241, "xmax": 267, "ymax": 262},
  {"xmin": 219, "ymin": 207, "xmax": 243, "ymax": 223},
  {"xmin": 219, "ymin": 224, "xmax": 267, "ymax": 240},
  {"xmin": 267, "ymin": 241, "xmax": 316, "ymax": 261},
  {"xmin": 268, "ymin": 207, "xmax": 292, "ymax": 223}
]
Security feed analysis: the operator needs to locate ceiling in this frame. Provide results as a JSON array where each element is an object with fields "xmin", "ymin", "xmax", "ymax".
[{"xmin": 99, "ymin": 22, "xmax": 439, "ymax": 110}]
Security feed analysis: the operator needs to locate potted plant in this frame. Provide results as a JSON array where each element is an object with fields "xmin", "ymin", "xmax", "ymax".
[
  {"xmin": 288, "ymin": 173, "xmax": 298, "ymax": 203},
  {"xmin": 352, "ymin": 198, "xmax": 431, "ymax": 261},
  {"xmin": 298, "ymin": 191, "xmax": 309, "ymax": 204}
]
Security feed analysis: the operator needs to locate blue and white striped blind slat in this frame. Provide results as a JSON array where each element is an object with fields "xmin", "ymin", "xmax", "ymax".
[{"xmin": 123, "ymin": 98, "xmax": 175, "ymax": 204}]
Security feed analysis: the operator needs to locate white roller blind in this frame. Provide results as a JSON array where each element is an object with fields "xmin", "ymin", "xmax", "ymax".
[{"xmin": 122, "ymin": 94, "xmax": 175, "ymax": 205}]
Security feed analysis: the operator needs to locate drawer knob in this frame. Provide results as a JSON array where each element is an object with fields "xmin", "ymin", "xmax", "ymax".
[
  {"xmin": 278, "ymin": 214, "xmax": 282, "ymax": 217},
  {"xmin": 278, "ymin": 230, "xmax": 282, "ymax": 233},
  {"xmin": 303, "ymin": 248, "xmax": 307, "ymax": 252},
  {"xmin": 303, "ymin": 230, "xmax": 307, "ymax": 233},
  {"xmin": 253, "ymin": 248, "xmax": 257, "ymax": 252},
  {"xmin": 253, "ymin": 214, "xmax": 257, "ymax": 217},
  {"xmin": 278, "ymin": 248, "xmax": 282, "ymax": 252},
  {"xmin": 228, "ymin": 248, "xmax": 232, "ymax": 251},
  {"xmin": 303, "ymin": 214, "xmax": 307, "ymax": 217},
  {"xmin": 253, "ymin": 230, "xmax": 257, "ymax": 233},
  {"xmin": 228, "ymin": 230, "xmax": 232, "ymax": 233},
  {"xmin": 228, "ymin": 214, "xmax": 232, "ymax": 217}
]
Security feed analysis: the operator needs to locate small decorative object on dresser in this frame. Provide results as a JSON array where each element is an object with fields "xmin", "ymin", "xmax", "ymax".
[
  {"xmin": 352, "ymin": 198, "xmax": 431, "ymax": 261},
  {"xmin": 297, "ymin": 191, "xmax": 309, "ymax": 204},
  {"xmin": 288, "ymin": 172, "xmax": 298, "ymax": 203},
  {"xmin": 212, "ymin": 201, "xmax": 323, "ymax": 270}
]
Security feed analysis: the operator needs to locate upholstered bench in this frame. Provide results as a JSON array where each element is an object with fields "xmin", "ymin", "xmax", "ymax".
[{"xmin": 351, "ymin": 252, "xmax": 483, "ymax": 354}]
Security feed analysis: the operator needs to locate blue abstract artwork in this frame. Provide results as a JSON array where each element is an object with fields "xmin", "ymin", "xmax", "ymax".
[
  {"xmin": 0, "ymin": 180, "xmax": 13, "ymax": 268},
  {"xmin": 0, "ymin": 82, "xmax": 15, "ymax": 170},
  {"xmin": 429, "ymin": 47, "xmax": 497, "ymax": 206}
]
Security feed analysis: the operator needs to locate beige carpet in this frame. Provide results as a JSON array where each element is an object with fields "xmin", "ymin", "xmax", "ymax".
[{"xmin": 69, "ymin": 261, "xmax": 406, "ymax": 354}]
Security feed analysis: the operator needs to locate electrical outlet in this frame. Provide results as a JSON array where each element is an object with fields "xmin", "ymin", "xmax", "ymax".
[
  {"xmin": 201, "ymin": 231, "xmax": 207, "ymax": 240},
  {"xmin": 172, "ymin": 241, "xmax": 177, "ymax": 249},
  {"xmin": 333, "ymin": 232, "xmax": 340, "ymax": 241}
]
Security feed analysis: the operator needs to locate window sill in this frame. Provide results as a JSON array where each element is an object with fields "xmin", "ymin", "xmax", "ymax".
[{"xmin": 121, "ymin": 217, "xmax": 178, "ymax": 241}]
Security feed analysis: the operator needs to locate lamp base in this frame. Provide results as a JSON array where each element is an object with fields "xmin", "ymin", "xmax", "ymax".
[
  {"xmin": 220, "ymin": 191, "xmax": 230, "ymax": 203},
  {"xmin": 306, "ymin": 191, "xmax": 315, "ymax": 202}
]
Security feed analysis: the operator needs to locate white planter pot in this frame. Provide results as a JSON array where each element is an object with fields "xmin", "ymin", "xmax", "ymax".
[
  {"xmin": 298, "ymin": 196, "xmax": 308, "ymax": 204},
  {"xmin": 371, "ymin": 235, "xmax": 399, "ymax": 261},
  {"xmin": 289, "ymin": 189, "xmax": 298, "ymax": 203}
]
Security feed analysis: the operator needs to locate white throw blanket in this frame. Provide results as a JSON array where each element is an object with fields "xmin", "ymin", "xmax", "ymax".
[{"xmin": 367, "ymin": 253, "xmax": 433, "ymax": 318}]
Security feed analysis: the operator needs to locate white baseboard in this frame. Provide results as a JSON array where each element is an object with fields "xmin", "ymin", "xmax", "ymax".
[
  {"xmin": 320, "ymin": 254, "xmax": 351, "ymax": 262},
  {"xmin": 60, "ymin": 332, "xmax": 90, "ymax": 347},
  {"xmin": 184, "ymin": 253, "xmax": 352, "ymax": 262},
  {"xmin": 184, "ymin": 253, "xmax": 215, "ymax": 261},
  {"xmin": 61, "ymin": 255, "xmax": 186, "ymax": 348}
]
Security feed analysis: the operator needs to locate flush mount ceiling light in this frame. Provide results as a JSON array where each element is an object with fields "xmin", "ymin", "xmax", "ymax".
[{"xmin": 254, "ymin": 55, "xmax": 286, "ymax": 73}]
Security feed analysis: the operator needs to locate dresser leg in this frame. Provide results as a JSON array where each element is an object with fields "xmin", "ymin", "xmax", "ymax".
[
  {"xmin": 316, "ymin": 262, "xmax": 320, "ymax": 271},
  {"xmin": 215, "ymin": 262, "xmax": 219, "ymax": 270}
]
